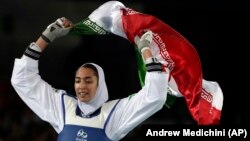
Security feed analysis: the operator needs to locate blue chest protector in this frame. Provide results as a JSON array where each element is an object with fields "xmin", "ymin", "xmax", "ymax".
[{"xmin": 57, "ymin": 94, "xmax": 120, "ymax": 141}]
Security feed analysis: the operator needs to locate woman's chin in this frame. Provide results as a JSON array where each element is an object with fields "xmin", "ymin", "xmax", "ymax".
[{"xmin": 78, "ymin": 97, "xmax": 90, "ymax": 103}]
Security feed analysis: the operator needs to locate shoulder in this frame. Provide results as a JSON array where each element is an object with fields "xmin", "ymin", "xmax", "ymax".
[
  {"xmin": 103, "ymin": 99, "xmax": 120, "ymax": 106},
  {"xmin": 61, "ymin": 92, "xmax": 77, "ymax": 101},
  {"xmin": 102, "ymin": 99, "xmax": 120, "ymax": 111}
]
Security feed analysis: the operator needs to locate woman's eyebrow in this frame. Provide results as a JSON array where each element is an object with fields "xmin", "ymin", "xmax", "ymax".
[{"xmin": 75, "ymin": 76, "xmax": 92, "ymax": 79}]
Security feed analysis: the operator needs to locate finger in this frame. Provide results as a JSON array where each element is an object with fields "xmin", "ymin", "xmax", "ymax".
[
  {"xmin": 141, "ymin": 30, "xmax": 153, "ymax": 43},
  {"xmin": 56, "ymin": 18, "xmax": 63, "ymax": 27},
  {"xmin": 66, "ymin": 21, "xmax": 74, "ymax": 28},
  {"xmin": 59, "ymin": 17, "xmax": 72, "ymax": 28},
  {"xmin": 134, "ymin": 35, "xmax": 140, "ymax": 44},
  {"xmin": 63, "ymin": 21, "xmax": 71, "ymax": 27},
  {"xmin": 60, "ymin": 17, "xmax": 66, "ymax": 22},
  {"xmin": 143, "ymin": 29, "xmax": 151, "ymax": 33}
]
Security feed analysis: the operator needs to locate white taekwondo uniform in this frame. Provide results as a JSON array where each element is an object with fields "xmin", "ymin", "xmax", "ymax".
[{"xmin": 11, "ymin": 43, "xmax": 169, "ymax": 141}]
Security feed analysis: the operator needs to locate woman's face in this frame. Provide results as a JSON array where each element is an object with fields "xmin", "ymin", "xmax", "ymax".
[{"xmin": 75, "ymin": 67, "xmax": 98, "ymax": 102}]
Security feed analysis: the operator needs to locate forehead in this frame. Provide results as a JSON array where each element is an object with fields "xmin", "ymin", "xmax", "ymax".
[{"xmin": 76, "ymin": 67, "xmax": 96, "ymax": 77}]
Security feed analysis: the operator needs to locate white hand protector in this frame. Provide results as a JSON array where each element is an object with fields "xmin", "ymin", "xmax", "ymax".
[
  {"xmin": 42, "ymin": 18, "xmax": 71, "ymax": 43},
  {"xmin": 134, "ymin": 30, "xmax": 153, "ymax": 53}
]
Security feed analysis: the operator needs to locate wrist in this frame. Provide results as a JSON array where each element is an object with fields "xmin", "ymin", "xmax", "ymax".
[
  {"xmin": 35, "ymin": 37, "xmax": 49, "ymax": 51},
  {"xmin": 145, "ymin": 57, "xmax": 158, "ymax": 64},
  {"xmin": 29, "ymin": 42, "xmax": 41, "ymax": 52},
  {"xmin": 41, "ymin": 34, "xmax": 52, "ymax": 43},
  {"xmin": 24, "ymin": 42, "xmax": 42, "ymax": 60},
  {"xmin": 140, "ymin": 46, "xmax": 150, "ymax": 54},
  {"xmin": 145, "ymin": 57, "xmax": 163, "ymax": 72}
]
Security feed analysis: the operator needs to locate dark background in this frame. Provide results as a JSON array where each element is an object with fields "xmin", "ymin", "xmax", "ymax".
[{"xmin": 0, "ymin": 0, "xmax": 249, "ymax": 140}]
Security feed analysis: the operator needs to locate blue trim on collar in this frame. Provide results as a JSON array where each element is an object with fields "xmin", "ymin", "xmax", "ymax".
[
  {"xmin": 104, "ymin": 99, "xmax": 121, "ymax": 129},
  {"xmin": 75, "ymin": 105, "xmax": 101, "ymax": 118},
  {"xmin": 61, "ymin": 93, "xmax": 77, "ymax": 124},
  {"xmin": 61, "ymin": 94, "xmax": 66, "ymax": 125}
]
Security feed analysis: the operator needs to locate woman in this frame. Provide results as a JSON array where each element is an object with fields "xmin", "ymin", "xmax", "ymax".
[{"xmin": 11, "ymin": 17, "xmax": 170, "ymax": 141}]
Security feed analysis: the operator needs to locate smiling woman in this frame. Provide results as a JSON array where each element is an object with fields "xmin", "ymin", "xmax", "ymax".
[
  {"xmin": 11, "ymin": 14, "xmax": 171, "ymax": 140},
  {"xmin": 75, "ymin": 64, "xmax": 99, "ymax": 103}
]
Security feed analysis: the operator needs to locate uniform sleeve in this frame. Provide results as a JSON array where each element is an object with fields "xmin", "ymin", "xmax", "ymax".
[
  {"xmin": 105, "ymin": 71, "xmax": 169, "ymax": 140},
  {"xmin": 11, "ymin": 56, "xmax": 64, "ymax": 133}
]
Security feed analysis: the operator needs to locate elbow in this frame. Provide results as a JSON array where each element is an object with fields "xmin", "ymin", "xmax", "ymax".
[
  {"xmin": 151, "ymin": 85, "xmax": 168, "ymax": 109},
  {"xmin": 11, "ymin": 72, "xmax": 23, "ymax": 89},
  {"xmin": 11, "ymin": 74, "xmax": 18, "ymax": 87},
  {"xmin": 144, "ymin": 72, "xmax": 169, "ymax": 110},
  {"xmin": 148, "ymin": 91, "xmax": 167, "ymax": 111},
  {"xmin": 155, "ymin": 94, "xmax": 167, "ymax": 110},
  {"xmin": 11, "ymin": 76, "xmax": 20, "ymax": 91}
]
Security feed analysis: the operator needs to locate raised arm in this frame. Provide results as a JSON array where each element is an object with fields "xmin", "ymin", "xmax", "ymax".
[
  {"xmin": 106, "ymin": 30, "xmax": 170, "ymax": 140},
  {"xmin": 36, "ymin": 17, "xmax": 72, "ymax": 51},
  {"xmin": 11, "ymin": 17, "xmax": 73, "ymax": 133}
]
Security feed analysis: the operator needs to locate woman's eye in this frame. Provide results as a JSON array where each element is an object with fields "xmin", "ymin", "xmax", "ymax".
[{"xmin": 86, "ymin": 80, "xmax": 92, "ymax": 83}]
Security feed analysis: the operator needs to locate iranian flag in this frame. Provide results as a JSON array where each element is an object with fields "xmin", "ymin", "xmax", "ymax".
[{"xmin": 70, "ymin": 1, "xmax": 223, "ymax": 125}]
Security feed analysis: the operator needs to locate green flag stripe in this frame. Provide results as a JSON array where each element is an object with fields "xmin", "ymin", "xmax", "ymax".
[{"xmin": 70, "ymin": 18, "xmax": 110, "ymax": 35}]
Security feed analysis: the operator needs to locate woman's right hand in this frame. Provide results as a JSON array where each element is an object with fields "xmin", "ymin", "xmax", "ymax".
[{"xmin": 41, "ymin": 17, "xmax": 73, "ymax": 43}]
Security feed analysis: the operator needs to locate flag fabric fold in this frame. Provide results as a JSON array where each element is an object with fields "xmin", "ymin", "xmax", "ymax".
[{"xmin": 70, "ymin": 1, "xmax": 223, "ymax": 125}]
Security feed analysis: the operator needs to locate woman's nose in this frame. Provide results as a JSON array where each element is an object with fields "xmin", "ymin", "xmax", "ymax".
[{"xmin": 79, "ymin": 82, "xmax": 87, "ymax": 88}]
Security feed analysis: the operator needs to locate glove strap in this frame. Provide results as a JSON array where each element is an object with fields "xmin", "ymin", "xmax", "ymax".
[
  {"xmin": 41, "ymin": 34, "xmax": 51, "ymax": 43},
  {"xmin": 24, "ymin": 43, "xmax": 42, "ymax": 60},
  {"xmin": 145, "ymin": 57, "xmax": 163, "ymax": 72}
]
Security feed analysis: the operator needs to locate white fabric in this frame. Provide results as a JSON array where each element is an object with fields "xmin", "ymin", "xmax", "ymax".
[
  {"xmin": 88, "ymin": 1, "xmax": 127, "ymax": 39},
  {"xmin": 202, "ymin": 79, "xmax": 223, "ymax": 110},
  {"xmin": 29, "ymin": 42, "xmax": 42, "ymax": 52},
  {"xmin": 11, "ymin": 50, "xmax": 169, "ymax": 140},
  {"xmin": 77, "ymin": 63, "xmax": 109, "ymax": 116},
  {"xmin": 65, "ymin": 96, "xmax": 118, "ymax": 128}
]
